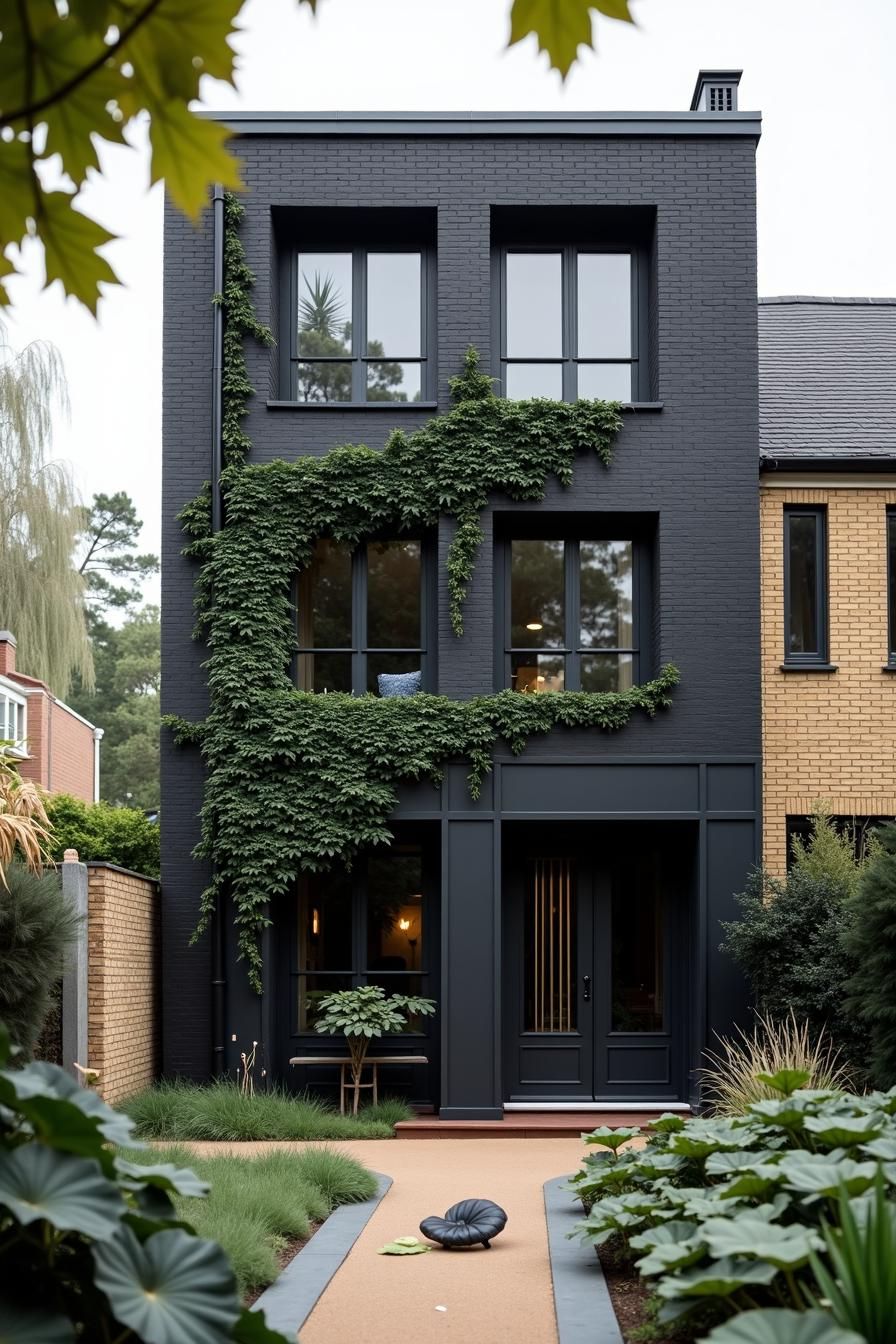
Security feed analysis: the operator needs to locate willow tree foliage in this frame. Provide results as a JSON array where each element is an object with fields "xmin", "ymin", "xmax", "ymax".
[{"xmin": 0, "ymin": 323, "xmax": 93, "ymax": 697}]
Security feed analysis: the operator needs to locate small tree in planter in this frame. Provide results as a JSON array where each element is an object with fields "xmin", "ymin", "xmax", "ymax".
[{"xmin": 315, "ymin": 985, "xmax": 436, "ymax": 1113}]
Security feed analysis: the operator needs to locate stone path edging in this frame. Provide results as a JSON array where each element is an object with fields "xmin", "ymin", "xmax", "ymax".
[
  {"xmin": 544, "ymin": 1176, "xmax": 624, "ymax": 1344},
  {"xmin": 252, "ymin": 1173, "xmax": 393, "ymax": 1339}
]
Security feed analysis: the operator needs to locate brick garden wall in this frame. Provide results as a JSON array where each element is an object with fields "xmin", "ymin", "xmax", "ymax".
[
  {"xmin": 86, "ymin": 863, "xmax": 160, "ymax": 1105},
  {"xmin": 760, "ymin": 480, "xmax": 896, "ymax": 875}
]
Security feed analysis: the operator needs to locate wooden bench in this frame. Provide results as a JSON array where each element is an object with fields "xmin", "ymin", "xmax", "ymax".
[{"xmin": 289, "ymin": 1054, "xmax": 428, "ymax": 1115}]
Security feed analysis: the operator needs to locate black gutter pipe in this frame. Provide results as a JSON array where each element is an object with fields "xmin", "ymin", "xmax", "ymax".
[{"xmin": 210, "ymin": 183, "xmax": 226, "ymax": 1075}]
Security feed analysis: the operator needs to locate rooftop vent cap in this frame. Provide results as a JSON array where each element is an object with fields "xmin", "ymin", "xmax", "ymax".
[{"xmin": 690, "ymin": 69, "xmax": 742, "ymax": 113}]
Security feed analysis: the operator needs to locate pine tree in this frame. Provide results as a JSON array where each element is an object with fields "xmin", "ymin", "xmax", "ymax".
[
  {"xmin": 0, "ymin": 323, "xmax": 93, "ymax": 697},
  {"xmin": 844, "ymin": 822, "xmax": 896, "ymax": 1087}
]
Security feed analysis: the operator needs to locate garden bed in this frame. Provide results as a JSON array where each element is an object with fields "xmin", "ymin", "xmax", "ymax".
[
  {"xmin": 123, "ymin": 1078, "xmax": 413, "ymax": 1140},
  {"xmin": 121, "ymin": 1143, "xmax": 377, "ymax": 1299}
]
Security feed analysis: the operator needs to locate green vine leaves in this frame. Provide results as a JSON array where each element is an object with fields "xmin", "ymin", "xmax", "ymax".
[{"xmin": 171, "ymin": 194, "xmax": 680, "ymax": 989}]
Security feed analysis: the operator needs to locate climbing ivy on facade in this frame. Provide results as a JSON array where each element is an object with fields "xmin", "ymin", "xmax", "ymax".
[{"xmin": 172, "ymin": 194, "xmax": 680, "ymax": 988}]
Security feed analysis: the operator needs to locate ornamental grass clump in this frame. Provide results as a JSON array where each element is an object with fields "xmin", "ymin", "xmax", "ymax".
[
  {"xmin": 568, "ymin": 1067, "xmax": 896, "ymax": 1343},
  {"xmin": 700, "ymin": 1011, "xmax": 852, "ymax": 1116}
]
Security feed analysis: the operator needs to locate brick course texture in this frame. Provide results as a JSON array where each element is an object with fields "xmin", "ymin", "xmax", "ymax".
[
  {"xmin": 86, "ymin": 864, "xmax": 160, "ymax": 1106},
  {"xmin": 760, "ymin": 482, "xmax": 896, "ymax": 875}
]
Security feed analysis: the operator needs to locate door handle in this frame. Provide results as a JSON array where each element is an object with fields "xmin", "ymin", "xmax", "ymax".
[{"xmin": 583, "ymin": 975, "xmax": 592, "ymax": 1002}]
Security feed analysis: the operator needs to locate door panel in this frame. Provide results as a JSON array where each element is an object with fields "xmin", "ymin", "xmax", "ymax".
[{"xmin": 504, "ymin": 826, "xmax": 688, "ymax": 1102}]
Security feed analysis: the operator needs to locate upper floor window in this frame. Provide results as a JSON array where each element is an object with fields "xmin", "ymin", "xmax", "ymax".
[
  {"xmin": 887, "ymin": 510, "xmax": 896, "ymax": 665},
  {"xmin": 1, "ymin": 688, "xmax": 27, "ymax": 755},
  {"xmin": 295, "ymin": 537, "xmax": 432, "ymax": 695},
  {"xmin": 499, "ymin": 535, "xmax": 643, "ymax": 693},
  {"xmin": 784, "ymin": 506, "xmax": 828, "ymax": 665},
  {"xmin": 499, "ymin": 247, "xmax": 638, "ymax": 402},
  {"xmin": 290, "ymin": 248, "xmax": 431, "ymax": 404}
]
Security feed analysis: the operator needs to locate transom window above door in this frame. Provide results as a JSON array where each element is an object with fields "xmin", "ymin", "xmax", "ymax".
[
  {"xmin": 291, "ymin": 248, "xmax": 430, "ymax": 403},
  {"xmin": 500, "ymin": 536, "xmax": 640, "ymax": 693},
  {"xmin": 294, "ymin": 536, "xmax": 431, "ymax": 695},
  {"xmin": 500, "ymin": 247, "xmax": 638, "ymax": 402}
]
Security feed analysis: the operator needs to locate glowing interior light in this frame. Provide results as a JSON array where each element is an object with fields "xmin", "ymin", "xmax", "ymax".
[
  {"xmin": 398, "ymin": 918, "xmax": 411, "ymax": 931},
  {"xmin": 526, "ymin": 622, "xmax": 543, "ymax": 631}
]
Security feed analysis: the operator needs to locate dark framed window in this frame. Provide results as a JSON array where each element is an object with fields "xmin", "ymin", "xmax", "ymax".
[
  {"xmin": 786, "ymin": 815, "xmax": 891, "ymax": 872},
  {"xmin": 497, "ymin": 529, "xmax": 650, "ymax": 692},
  {"xmin": 887, "ymin": 510, "xmax": 896, "ymax": 664},
  {"xmin": 783, "ymin": 507, "xmax": 828, "ymax": 664},
  {"xmin": 497, "ymin": 246, "xmax": 642, "ymax": 402},
  {"xmin": 287, "ymin": 247, "xmax": 433, "ymax": 403},
  {"xmin": 294, "ymin": 536, "xmax": 434, "ymax": 695},
  {"xmin": 291, "ymin": 842, "xmax": 434, "ymax": 1034}
]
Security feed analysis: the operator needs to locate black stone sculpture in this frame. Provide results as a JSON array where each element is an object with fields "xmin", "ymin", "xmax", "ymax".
[{"xmin": 419, "ymin": 1198, "xmax": 508, "ymax": 1249}]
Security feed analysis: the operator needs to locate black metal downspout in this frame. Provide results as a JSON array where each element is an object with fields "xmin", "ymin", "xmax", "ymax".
[{"xmin": 210, "ymin": 184, "xmax": 226, "ymax": 1076}]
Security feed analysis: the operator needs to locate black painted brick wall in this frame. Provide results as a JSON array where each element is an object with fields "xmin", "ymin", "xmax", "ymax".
[{"xmin": 161, "ymin": 131, "xmax": 760, "ymax": 1077}]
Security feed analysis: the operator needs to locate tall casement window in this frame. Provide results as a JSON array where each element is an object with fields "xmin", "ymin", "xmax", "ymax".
[
  {"xmin": 499, "ymin": 248, "xmax": 640, "ymax": 402},
  {"xmin": 294, "ymin": 537, "xmax": 432, "ymax": 694},
  {"xmin": 288, "ymin": 248, "xmax": 432, "ymax": 403},
  {"xmin": 498, "ymin": 532, "xmax": 647, "ymax": 692},
  {"xmin": 783, "ymin": 506, "xmax": 828, "ymax": 665},
  {"xmin": 293, "ymin": 843, "xmax": 433, "ymax": 1033},
  {"xmin": 887, "ymin": 510, "xmax": 896, "ymax": 665},
  {"xmin": 0, "ymin": 688, "xmax": 27, "ymax": 755}
]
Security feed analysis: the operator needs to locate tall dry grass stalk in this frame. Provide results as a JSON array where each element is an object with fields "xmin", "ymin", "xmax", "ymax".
[
  {"xmin": 0, "ymin": 754, "xmax": 53, "ymax": 882},
  {"xmin": 700, "ymin": 1009, "xmax": 853, "ymax": 1115}
]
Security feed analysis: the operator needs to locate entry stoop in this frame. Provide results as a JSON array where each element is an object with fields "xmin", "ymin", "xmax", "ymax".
[{"xmin": 394, "ymin": 1109, "xmax": 687, "ymax": 1138}]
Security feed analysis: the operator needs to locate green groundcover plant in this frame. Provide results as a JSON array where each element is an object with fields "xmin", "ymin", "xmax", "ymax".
[
  {"xmin": 0, "ymin": 1024, "xmax": 288, "ymax": 1343},
  {"xmin": 569, "ymin": 1068, "xmax": 896, "ymax": 1343},
  {"xmin": 124, "ymin": 1078, "xmax": 412, "ymax": 1141}
]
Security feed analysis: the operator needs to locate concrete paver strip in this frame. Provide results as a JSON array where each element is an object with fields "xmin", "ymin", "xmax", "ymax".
[{"xmin": 182, "ymin": 1137, "xmax": 587, "ymax": 1343}]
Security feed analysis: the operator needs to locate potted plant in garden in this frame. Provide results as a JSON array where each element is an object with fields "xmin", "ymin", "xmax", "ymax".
[{"xmin": 315, "ymin": 984, "xmax": 436, "ymax": 1114}]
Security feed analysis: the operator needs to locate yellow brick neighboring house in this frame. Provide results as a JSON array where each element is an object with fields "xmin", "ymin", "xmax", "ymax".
[{"xmin": 759, "ymin": 297, "xmax": 896, "ymax": 876}]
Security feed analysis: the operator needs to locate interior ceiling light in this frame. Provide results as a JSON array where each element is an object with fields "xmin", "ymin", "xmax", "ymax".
[{"xmin": 526, "ymin": 621, "xmax": 543, "ymax": 631}]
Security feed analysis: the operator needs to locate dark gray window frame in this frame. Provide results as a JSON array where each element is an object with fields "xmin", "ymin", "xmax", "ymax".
[
  {"xmin": 494, "ymin": 243, "xmax": 647, "ymax": 403},
  {"xmin": 783, "ymin": 505, "xmax": 829, "ymax": 666},
  {"xmin": 282, "ymin": 244, "xmax": 436, "ymax": 405},
  {"xmin": 292, "ymin": 534, "xmax": 436, "ymax": 696},
  {"xmin": 288, "ymin": 833, "xmax": 439, "ymax": 1041},
  {"xmin": 494, "ymin": 522, "xmax": 653, "ymax": 693},
  {"xmin": 887, "ymin": 508, "xmax": 896, "ymax": 666}
]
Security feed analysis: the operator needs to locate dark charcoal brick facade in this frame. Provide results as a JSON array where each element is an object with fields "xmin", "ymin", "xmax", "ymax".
[{"xmin": 162, "ymin": 113, "xmax": 761, "ymax": 1112}]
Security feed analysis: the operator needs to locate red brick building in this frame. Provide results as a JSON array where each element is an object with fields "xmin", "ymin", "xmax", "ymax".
[{"xmin": 0, "ymin": 631, "xmax": 101, "ymax": 803}]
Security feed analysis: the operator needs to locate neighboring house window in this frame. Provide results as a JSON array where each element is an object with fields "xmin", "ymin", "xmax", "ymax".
[
  {"xmin": 888, "ymin": 510, "xmax": 896, "ymax": 664},
  {"xmin": 293, "ymin": 844, "xmax": 432, "ymax": 1032},
  {"xmin": 289, "ymin": 248, "xmax": 431, "ymax": 403},
  {"xmin": 499, "ymin": 535, "xmax": 642, "ymax": 692},
  {"xmin": 0, "ymin": 689, "xmax": 27, "ymax": 755},
  {"xmin": 295, "ymin": 537, "xmax": 432, "ymax": 694},
  {"xmin": 783, "ymin": 506, "xmax": 828, "ymax": 664},
  {"xmin": 786, "ymin": 815, "xmax": 890, "ymax": 872},
  {"xmin": 499, "ymin": 247, "xmax": 639, "ymax": 402}
]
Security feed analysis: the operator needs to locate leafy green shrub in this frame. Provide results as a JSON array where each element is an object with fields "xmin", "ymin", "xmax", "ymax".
[
  {"xmin": 700, "ymin": 1012, "xmax": 852, "ymax": 1116},
  {"xmin": 844, "ymin": 822, "xmax": 896, "ymax": 1087},
  {"xmin": 0, "ymin": 860, "xmax": 80, "ymax": 1057},
  {"xmin": 0, "ymin": 1025, "xmax": 287, "ymax": 1343},
  {"xmin": 124, "ymin": 1078, "xmax": 411, "ymax": 1140},
  {"xmin": 316, "ymin": 985, "xmax": 436, "ymax": 1092},
  {"xmin": 720, "ymin": 809, "xmax": 870, "ymax": 1074},
  {"xmin": 45, "ymin": 792, "xmax": 160, "ymax": 877},
  {"xmin": 122, "ymin": 1145, "xmax": 375, "ymax": 1295},
  {"xmin": 569, "ymin": 1068, "xmax": 896, "ymax": 1339}
]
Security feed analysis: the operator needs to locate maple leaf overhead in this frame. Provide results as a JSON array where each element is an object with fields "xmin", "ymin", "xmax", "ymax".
[{"xmin": 0, "ymin": 0, "xmax": 637, "ymax": 312}]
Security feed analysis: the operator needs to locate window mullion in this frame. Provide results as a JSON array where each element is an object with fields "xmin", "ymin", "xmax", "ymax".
[
  {"xmin": 353, "ymin": 249, "xmax": 365, "ymax": 403},
  {"xmin": 352, "ymin": 545, "xmax": 365, "ymax": 695},
  {"xmin": 563, "ymin": 246, "xmax": 576, "ymax": 403},
  {"xmin": 565, "ymin": 540, "xmax": 580, "ymax": 691}
]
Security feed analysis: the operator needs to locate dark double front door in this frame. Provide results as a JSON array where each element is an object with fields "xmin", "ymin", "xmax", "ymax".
[{"xmin": 503, "ymin": 825, "xmax": 688, "ymax": 1102}]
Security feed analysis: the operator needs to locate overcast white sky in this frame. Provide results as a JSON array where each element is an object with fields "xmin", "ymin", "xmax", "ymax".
[{"xmin": 4, "ymin": 0, "xmax": 896, "ymax": 605}]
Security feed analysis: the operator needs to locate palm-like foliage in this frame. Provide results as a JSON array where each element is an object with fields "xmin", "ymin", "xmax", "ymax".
[
  {"xmin": 298, "ymin": 272, "xmax": 348, "ymax": 341},
  {"xmin": 0, "ymin": 753, "xmax": 52, "ymax": 881},
  {"xmin": 0, "ymin": 321, "xmax": 93, "ymax": 697}
]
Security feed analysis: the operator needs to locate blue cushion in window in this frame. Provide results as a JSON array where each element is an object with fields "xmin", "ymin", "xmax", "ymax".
[{"xmin": 378, "ymin": 670, "xmax": 422, "ymax": 698}]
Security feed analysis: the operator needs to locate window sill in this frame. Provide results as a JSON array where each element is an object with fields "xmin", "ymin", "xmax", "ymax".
[
  {"xmin": 882, "ymin": 664, "xmax": 896, "ymax": 673},
  {"xmin": 779, "ymin": 662, "xmax": 838, "ymax": 673},
  {"xmin": 621, "ymin": 402, "xmax": 664, "ymax": 412},
  {"xmin": 266, "ymin": 400, "xmax": 439, "ymax": 412}
]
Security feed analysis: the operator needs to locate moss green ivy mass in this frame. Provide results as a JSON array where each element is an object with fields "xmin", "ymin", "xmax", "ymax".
[{"xmin": 170, "ymin": 194, "xmax": 680, "ymax": 989}]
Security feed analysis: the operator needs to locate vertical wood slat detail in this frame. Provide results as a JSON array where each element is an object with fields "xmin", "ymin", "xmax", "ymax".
[{"xmin": 528, "ymin": 858, "xmax": 575, "ymax": 1033}]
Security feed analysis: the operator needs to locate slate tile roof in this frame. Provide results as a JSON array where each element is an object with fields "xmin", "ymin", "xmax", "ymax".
[{"xmin": 759, "ymin": 296, "xmax": 896, "ymax": 465}]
